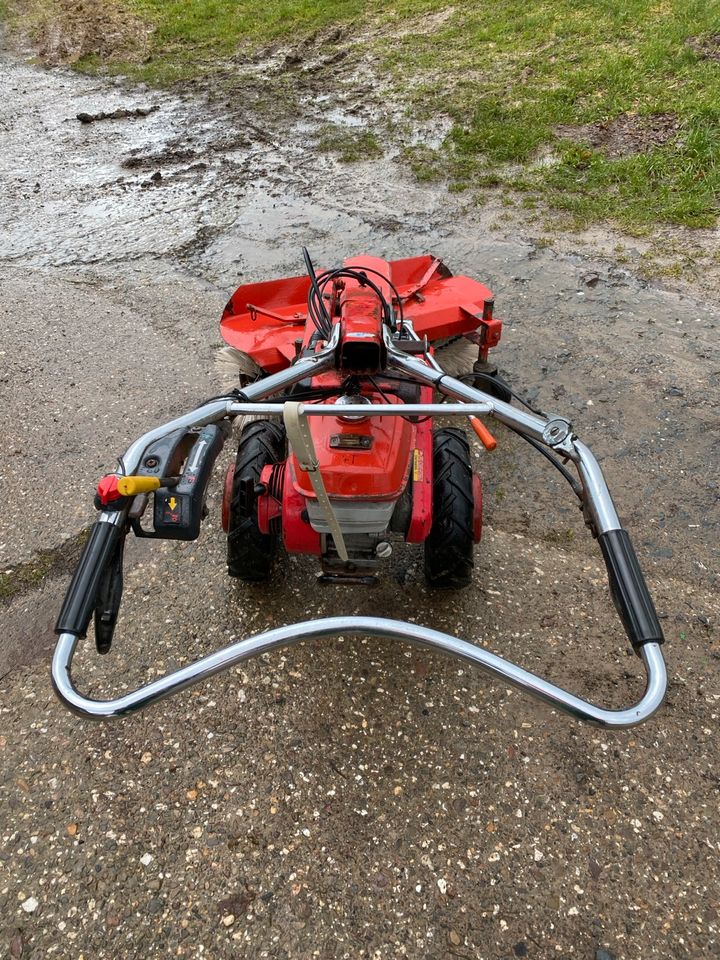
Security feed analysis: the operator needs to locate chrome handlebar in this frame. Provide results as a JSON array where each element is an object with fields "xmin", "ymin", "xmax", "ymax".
[
  {"xmin": 52, "ymin": 346, "xmax": 667, "ymax": 727},
  {"xmin": 53, "ymin": 619, "xmax": 666, "ymax": 727}
]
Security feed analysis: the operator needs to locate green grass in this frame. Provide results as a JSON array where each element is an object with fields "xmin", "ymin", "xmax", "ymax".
[
  {"xmin": 4, "ymin": 0, "xmax": 719, "ymax": 229},
  {"xmin": 385, "ymin": 0, "xmax": 720, "ymax": 228},
  {"xmin": 121, "ymin": 0, "xmax": 366, "ymax": 82},
  {"xmin": 316, "ymin": 124, "xmax": 384, "ymax": 162},
  {"xmin": 131, "ymin": 0, "xmax": 363, "ymax": 44}
]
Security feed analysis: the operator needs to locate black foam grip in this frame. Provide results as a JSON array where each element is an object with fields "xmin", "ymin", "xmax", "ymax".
[
  {"xmin": 55, "ymin": 521, "xmax": 124, "ymax": 637},
  {"xmin": 599, "ymin": 528, "xmax": 664, "ymax": 649}
]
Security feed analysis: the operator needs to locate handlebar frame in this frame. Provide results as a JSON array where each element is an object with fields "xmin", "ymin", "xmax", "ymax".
[{"xmin": 52, "ymin": 342, "xmax": 667, "ymax": 728}]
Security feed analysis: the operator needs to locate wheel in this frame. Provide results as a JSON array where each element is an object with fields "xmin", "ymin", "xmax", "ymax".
[
  {"xmin": 424, "ymin": 427, "xmax": 475, "ymax": 588},
  {"xmin": 227, "ymin": 419, "xmax": 286, "ymax": 581},
  {"xmin": 472, "ymin": 361, "xmax": 513, "ymax": 404}
]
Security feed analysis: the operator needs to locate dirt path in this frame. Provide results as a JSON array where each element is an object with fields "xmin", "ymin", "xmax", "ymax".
[{"xmin": 0, "ymin": 52, "xmax": 719, "ymax": 960}]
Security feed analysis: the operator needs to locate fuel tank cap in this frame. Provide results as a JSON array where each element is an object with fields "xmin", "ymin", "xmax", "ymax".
[{"xmin": 336, "ymin": 394, "xmax": 372, "ymax": 422}]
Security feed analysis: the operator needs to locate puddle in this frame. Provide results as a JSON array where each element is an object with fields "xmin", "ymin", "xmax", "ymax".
[
  {"xmin": 0, "ymin": 58, "xmax": 269, "ymax": 276},
  {"xmin": 0, "ymin": 54, "xmax": 528, "ymax": 289},
  {"xmin": 0, "ymin": 52, "xmax": 717, "ymax": 586}
]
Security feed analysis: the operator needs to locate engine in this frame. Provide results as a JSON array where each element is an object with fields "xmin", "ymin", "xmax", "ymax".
[{"xmin": 253, "ymin": 386, "xmax": 435, "ymax": 581}]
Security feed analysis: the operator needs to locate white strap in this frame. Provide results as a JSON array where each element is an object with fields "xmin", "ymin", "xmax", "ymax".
[{"xmin": 283, "ymin": 402, "xmax": 348, "ymax": 562}]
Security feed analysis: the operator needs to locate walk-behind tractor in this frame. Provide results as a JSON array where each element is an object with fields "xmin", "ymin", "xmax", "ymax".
[{"xmin": 53, "ymin": 252, "xmax": 666, "ymax": 726}]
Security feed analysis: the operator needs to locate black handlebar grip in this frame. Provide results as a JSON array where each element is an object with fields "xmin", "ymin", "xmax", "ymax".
[
  {"xmin": 598, "ymin": 528, "xmax": 665, "ymax": 650},
  {"xmin": 55, "ymin": 520, "xmax": 124, "ymax": 637}
]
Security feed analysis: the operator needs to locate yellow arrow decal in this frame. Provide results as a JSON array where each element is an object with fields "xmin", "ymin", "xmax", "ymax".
[{"xmin": 168, "ymin": 497, "xmax": 178, "ymax": 511}]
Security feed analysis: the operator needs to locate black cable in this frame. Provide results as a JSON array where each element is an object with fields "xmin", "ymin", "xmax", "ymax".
[
  {"xmin": 200, "ymin": 384, "xmax": 350, "ymax": 407},
  {"xmin": 456, "ymin": 371, "xmax": 545, "ymax": 417},
  {"xmin": 198, "ymin": 387, "xmax": 251, "ymax": 405},
  {"xmin": 307, "ymin": 284, "xmax": 331, "ymax": 337},
  {"xmin": 250, "ymin": 387, "xmax": 344, "ymax": 404},
  {"xmin": 302, "ymin": 249, "xmax": 408, "ymax": 339},
  {"xmin": 506, "ymin": 425, "xmax": 583, "ymax": 498},
  {"xmin": 366, "ymin": 375, "xmax": 430, "ymax": 423},
  {"xmin": 366, "ymin": 375, "xmax": 390, "ymax": 402},
  {"xmin": 303, "ymin": 246, "xmax": 333, "ymax": 339},
  {"xmin": 338, "ymin": 265, "xmax": 405, "ymax": 328},
  {"xmin": 322, "ymin": 266, "xmax": 403, "ymax": 323},
  {"xmin": 312, "ymin": 264, "xmax": 405, "ymax": 329},
  {"xmin": 304, "ymin": 246, "xmax": 332, "ymax": 335},
  {"xmin": 452, "ymin": 372, "xmax": 580, "ymax": 496},
  {"xmin": 314, "ymin": 268, "xmax": 392, "ymax": 328},
  {"xmin": 362, "ymin": 369, "xmax": 579, "ymax": 495},
  {"xmin": 453, "ymin": 371, "xmax": 581, "ymax": 494}
]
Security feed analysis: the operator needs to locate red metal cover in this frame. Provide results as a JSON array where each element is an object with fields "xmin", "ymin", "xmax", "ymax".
[
  {"xmin": 220, "ymin": 255, "xmax": 497, "ymax": 373},
  {"xmin": 290, "ymin": 395, "xmax": 415, "ymax": 501}
]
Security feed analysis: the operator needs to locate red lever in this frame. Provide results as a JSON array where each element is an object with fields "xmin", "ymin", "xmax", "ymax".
[{"xmin": 96, "ymin": 475, "xmax": 121, "ymax": 505}]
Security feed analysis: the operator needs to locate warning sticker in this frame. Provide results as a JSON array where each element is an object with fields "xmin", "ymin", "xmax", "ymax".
[{"xmin": 413, "ymin": 449, "xmax": 423, "ymax": 482}]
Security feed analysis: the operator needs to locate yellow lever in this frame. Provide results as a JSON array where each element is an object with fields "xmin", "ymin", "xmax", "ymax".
[{"xmin": 117, "ymin": 476, "xmax": 162, "ymax": 497}]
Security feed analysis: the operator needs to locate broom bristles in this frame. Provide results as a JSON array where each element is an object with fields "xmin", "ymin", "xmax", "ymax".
[
  {"xmin": 214, "ymin": 347, "xmax": 265, "ymax": 435},
  {"xmin": 214, "ymin": 346, "xmax": 263, "ymax": 387},
  {"xmin": 433, "ymin": 337, "xmax": 478, "ymax": 378}
]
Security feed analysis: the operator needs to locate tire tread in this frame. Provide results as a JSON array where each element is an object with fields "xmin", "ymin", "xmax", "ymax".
[
  {"xmin": 424, "ymin": 427, "xmax": 475, "ymax": 588},
  {"xmin": 227, "ymin": 420, "xmax": 286, "ymax": 581}
]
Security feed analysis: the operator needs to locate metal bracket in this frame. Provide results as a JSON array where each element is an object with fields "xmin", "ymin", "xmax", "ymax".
[{"xmin": 542, "ymin": 417, "xmax": 572, "ymax": 448}]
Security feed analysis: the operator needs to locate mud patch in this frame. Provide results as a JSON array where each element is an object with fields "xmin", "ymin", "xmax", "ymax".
[
  {"xmin": 121, "ymin": 129, "xmax": 273, "ymax": 174},
  {"xmin": 15, "ymin": 0, "xmax": 150, "ymax": 66},
  {"xmin": 121, "ymin": 144, "xmax": 199, "ymax": 170},
  {"xmin": 555, "ymin": 112, "xmax": 681, "ymax": 157},
  {"xmin": 686, "ymin": 34, "xmax": 720, "ymax": 63},
  {"xmin": 238, "ymin": 23, "xmax": 350, "ymax": 76},
  {"xmin": 77, "ymin": 104, "xmax": 158, "ymax": 123}
]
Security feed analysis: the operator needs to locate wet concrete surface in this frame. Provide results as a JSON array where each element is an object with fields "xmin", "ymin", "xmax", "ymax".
[{"xmin": 1, "ymin": 51, "xmax": 719, "ymax": 959}]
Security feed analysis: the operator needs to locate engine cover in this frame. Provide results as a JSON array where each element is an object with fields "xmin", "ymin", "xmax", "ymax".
[{"xmin": 290, "ymin": 395, "xmax": 414, "ymax": 503}]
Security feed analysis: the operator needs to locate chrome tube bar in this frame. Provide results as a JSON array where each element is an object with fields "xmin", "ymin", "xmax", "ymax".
[
  {"xmin": 302, "ymin": 402, "xmax": 493, "ymax": 417},
  {"xmin": 52, "ymin": 621, "xmax": 665, "ymax": 728},
  {"xmin": 574, "ymin": 440, "xmax": 622, "ymax": 534},
  {"xmin": 227, "ymin": 402, "xmax": 493, "ymax": 418},
  {"xmin": 52, "ymin": 335, "xmax": 666, "ymax": 729}
]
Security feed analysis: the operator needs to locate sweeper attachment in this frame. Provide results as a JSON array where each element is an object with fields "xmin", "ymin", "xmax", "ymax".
[{"xmin": 53, "ymin": 252, "xmax": 666, "ymax": 727}]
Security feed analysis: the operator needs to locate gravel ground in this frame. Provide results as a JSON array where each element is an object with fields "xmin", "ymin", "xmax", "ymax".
[{"xmin": 1, "ymin": 51, "xmax": 719, "ymax": 960}]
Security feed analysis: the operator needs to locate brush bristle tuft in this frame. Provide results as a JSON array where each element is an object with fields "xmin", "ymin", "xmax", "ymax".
[
  {"xmin": 214, "ymin": 347, "xmax": 265, "ymax": 435},
  {"xmin": 433, "ymin": 337, "xmax": 478, "ymax": 378}
]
